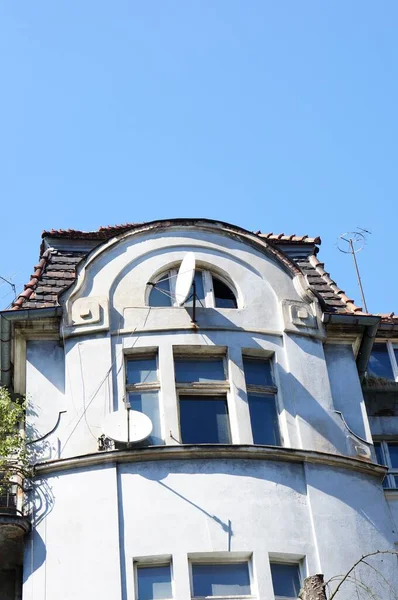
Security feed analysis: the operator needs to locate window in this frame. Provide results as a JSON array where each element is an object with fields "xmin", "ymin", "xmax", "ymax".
[
  {"xmin": 270, "ymin": 563, "xmax": 301, "ymax": 600},
  {"xmin": 367, "ymin": 342, "xmax": 398, "ymax": 382},
  {"xmin": 149, "ymin": 268, "xmax": 237, "ymax": 309},
  {"xmin": 126, "ymin": 354, "xmax": 163, "ymax": 445},
  {"xmin": 136, "ymin": 564, "xmax": 172, "ymax": 600},
  {"xmin": 175, "ymin": 355, "xmax": 231, "ymax": 444},
  {"xmin": 374, "ymin": 441, "xmax": 398, "ymax": 489},
  {"xmin": 243, "ymin": 357, "xmax": 281, "ymax": 446},
  {"xmin": 191, "ymin": 563, "xmax": 251, "ymax": 598}
]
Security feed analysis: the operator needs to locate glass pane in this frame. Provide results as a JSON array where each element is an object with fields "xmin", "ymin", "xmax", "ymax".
[
  {"xmin": 394, "ymin": 348, "xmax": 398, "ymax": 371},
  {"xmin": 180, "ymin": 396, "xmax": 231, "ymax": 444},
  {"xmin": 175, "ymin": 359, "xmax": 225, "ymax": 383},
  {"xmin": 248, "ymin": 394, "xmax": 280, "ymax": 445},
  {"xmin": 367, "ymin": 343, "xmax": 395, "ymax": 381},
  {"xmin": 127, "ymin": 358, "xmax": 157, "ymax": 384},
  {"xmin": 387, "ymin": 443, "xmax": 398, "ymax": 468},
  {"xmin": 185, "ymin": 271, "xmax": 205, "ymax": 307},
  {"xmin": 213, "ymin": 276, "xmax": 237, "ymax": 309},
  {"xmin": 137, "ymin": 565, "xmax": 172, "ymax": 600},
  {"xmin": 374, "ymin": 442, "xmax": 385, "ymax": 465},
  {"xmin": 192, "ymin": 563, "xmax": 250, "ymax": 597},
  {"xmin": 393, "ymin": 476, "xmax": 398, "ymax": 488},
  {"xmin": 129, "ymin": 392, "xmax": 163, "ymax": 445},
  {"xmin": 243, "ymin": 358, "xmax": 273, "ymax": 387},
  {"xmin": 149, "ymin": 278, "xmax": 172, "ymax": 307},
  {"xmin": 270, "ymin": 563, "xmax": 301, "ymax": 598}
]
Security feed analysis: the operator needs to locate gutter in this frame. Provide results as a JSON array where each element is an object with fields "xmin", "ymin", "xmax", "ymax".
[
  {"xmin": 322, "ymin": 313, "xmax": 380, "ymax": 382},
  {"xmin": 0, "ymin": 306, "xmax": 62, "ymax": 388}
]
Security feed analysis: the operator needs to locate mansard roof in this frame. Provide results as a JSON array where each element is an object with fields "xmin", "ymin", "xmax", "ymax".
[{"xmin": 9, "ymin": 219, "xmax": 363, "ymax": 315}]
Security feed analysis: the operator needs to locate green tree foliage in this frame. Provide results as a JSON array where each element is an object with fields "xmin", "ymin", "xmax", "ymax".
[{"xmin": 0, "ymin": 386, "xmax": 27, "ymax": 493}]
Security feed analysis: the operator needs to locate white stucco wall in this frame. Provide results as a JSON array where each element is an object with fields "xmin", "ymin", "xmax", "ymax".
[
  {"xmin": 21, "ymin": 224, "xmax": 395, "ymax": 600},
  {"xmin": 23, "ymin": 459, "xmax": 398, "ymax": 600}
]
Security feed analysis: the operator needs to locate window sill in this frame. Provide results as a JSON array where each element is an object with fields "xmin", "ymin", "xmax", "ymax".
[{"xmin": 384, "ymin": 489, "xmax": 398, "ymax": 499}]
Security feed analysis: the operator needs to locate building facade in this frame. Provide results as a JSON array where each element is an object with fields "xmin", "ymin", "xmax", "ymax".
[{"xmin": 0, "ymin": 219, "xmax": 397, "ymax": 600}]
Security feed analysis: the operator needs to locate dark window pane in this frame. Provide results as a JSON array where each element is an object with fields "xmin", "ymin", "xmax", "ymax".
[
  {"xmin": 243, "ymin": 358, "xmax": 273, "ymax": 387},
  {"xmin": 175, "ymin": 359, "xmax": 225, "ymax": 383},
  {"xmin": 149, "ymin": 278, "xmax": 172, "ymax": 307},
  {"xmin": 192, "ymin": 563, "xmax": 250, "ymax": 597},
  {"xmin": 271, "ymin": 563, "xmax": 301, "ymax": 598},
  {"xmin": 213, "ymin": 276, "xmax": 237, "ymax": 309},
  {"xmin": 387, "ymin": 443, "xmax": 398, "ymax": 468},
  {"xmin": 137, "ymin": 565, "xmax": 172, "ymax": 600},
  {"xmin": 180, "ymin": 397, "xmax": 231, "ymax": 444},
  {"xmin": 129, "ymin": 392, "xmax": 162, "ymax": 445},
  {"xmin": 127, "ymin": 358, "xmax": 157, "ymax": 384},
  {"xmin": 248, "ymin": 394, "xmax": 280, "ymax": 445},
  {"xmin": 185, "ymin": 271, "xmax": 205, "ymax": 307},
  {"xmin": 367, "ymin": 344, "xmax": 395, "ymax": 381},
  {"xmin": 374, "ymin": 442, "xmax": 385, "ymax": 465},
  {"xmin": 393, "ymin": 476, "xmax": 398, "ymax": 488},
  {"xmin": 395, "ymin": 348, "xmax": 398, "ymax": 371}
]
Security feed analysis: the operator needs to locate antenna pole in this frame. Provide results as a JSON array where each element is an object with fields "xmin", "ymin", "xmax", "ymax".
[
  {"xmin": 349, "ymin": 238, "xmax": 368, "ymax": 313},
  {"xmin": 192, "ymin": 279, "xmax": 197, "ymax": 324},
  {"xmin": 127, "ymin": 406, "xmax": 131, "ymax": 444}
]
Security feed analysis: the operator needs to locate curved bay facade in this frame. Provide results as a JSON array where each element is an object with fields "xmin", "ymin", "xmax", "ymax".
[{"xmin": 1, "ymin": 220, "xmax": 397, "ymax": 600}]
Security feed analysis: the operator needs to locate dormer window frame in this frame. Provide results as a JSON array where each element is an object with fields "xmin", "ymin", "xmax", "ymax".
[{"xmin": 148, "ymin": 267, "xmax": 239, "ymax": 309}]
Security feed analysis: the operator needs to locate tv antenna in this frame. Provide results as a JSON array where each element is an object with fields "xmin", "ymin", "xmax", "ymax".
[
  {"xmin": 0, "ymin": 275, "xmax": 16, "ymax": 299},
  {"xmin": 337, "ymin": 229, "xmax": 371, "ymax": 313}
]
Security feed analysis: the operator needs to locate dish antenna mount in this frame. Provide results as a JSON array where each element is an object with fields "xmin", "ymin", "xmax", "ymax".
[
  {"xmin": 102, "ymin": 408, "xmax": 152, "ymax": 444},
  {"xmin": 337, "ymin": 229, "xmax": 371, "ymax": 313}
]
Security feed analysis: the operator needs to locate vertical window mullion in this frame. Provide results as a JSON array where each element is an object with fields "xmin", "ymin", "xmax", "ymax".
[
  {"xmin": 388, "ymin": 341, "xmax": 398, "ymax": 381},
  {"xmin": 202, "ymin": 271, "xmax": 214, "ymax": 308},
  {"xmin": 169, "ymin": 269, "xmax": 178, "ymax": 307}
]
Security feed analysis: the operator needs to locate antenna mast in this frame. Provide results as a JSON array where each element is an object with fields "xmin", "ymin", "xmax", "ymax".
[{"xmin": 337, "ymin": 229, "xmax": 370, "ymax": 313}]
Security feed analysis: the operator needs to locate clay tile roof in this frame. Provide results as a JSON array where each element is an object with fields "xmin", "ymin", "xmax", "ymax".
[{"xmin": 7, "ymin": 221, "xmax": 363, "ymax": 316}]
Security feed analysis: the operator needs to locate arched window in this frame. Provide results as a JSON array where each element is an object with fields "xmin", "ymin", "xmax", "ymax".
[{"xmin": 149, "ymin": 269, "xmax": 238, "ymax": 308}]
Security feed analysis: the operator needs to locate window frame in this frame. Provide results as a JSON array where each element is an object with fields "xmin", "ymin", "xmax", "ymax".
[
  {"xmin": 242, "ymin": 355, "xmax": 281, "ymax": 446},
  {"xmin": 125, "ymin": 351, "xmax": 163, "ymax": 445},
  {"xmin": 367, "ymin": 340, "xmax": 398, "ymax": 382},
  {"xmin": 269, "ymin": 560, "xmax": 303, "ymax": 600},
  {"xmin": 134, "ymin": 558, "xmax": 174, "ymax": 600},
  {"xmin": 174, "ymin": 352, "xmax": 231, "ymax": 444},
  {"xmin": 373, "ymin": 440, "xmax": 398, "ymax": 489},
  {"xmin": 148, "ymin": 268, "xmax": 238, "ymax": 309},
  {"xmin": 189, "ymin": 557, "xmax": 254, "ymax": 600}
]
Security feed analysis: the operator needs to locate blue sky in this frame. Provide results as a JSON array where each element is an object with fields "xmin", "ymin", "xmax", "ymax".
[{"xmin": 1, "ymin": 2, "xmax": 396, "ymax": 312}]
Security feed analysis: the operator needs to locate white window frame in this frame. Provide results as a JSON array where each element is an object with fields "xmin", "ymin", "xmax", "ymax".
[
  {"xmin": 189, "ymin": 556, "xmax": 255, "ymax": 600},
  {"xmin": 134, "ymin": 556, "xmax": 174, "ymax": 600},
  {"xmin": 374, "ymin": 440, "xmax": 398, "ymax": 489},
  {"xmin": 125, "ymin": 350, "xmax": 163, "ymax": 443},
  {"xmin": 242, "ymin": 354, "xmax": 281, "ymax": 446},
  {"xmin": 269, "ymin": 559, "xmax": 303, "ymax": 600},
  {"xmin": 174, "ymin": 350, "xmax": 231, "ymax": 444},
  {"xmin": 148, "ymin": 269, "xmax": 238, "ymax": 309}
]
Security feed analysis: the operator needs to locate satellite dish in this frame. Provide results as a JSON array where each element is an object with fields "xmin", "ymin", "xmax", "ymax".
[
  {"xmin": 175, "ymin": 252, "xmax": 196, "ymax": 306},
  {"xmin": 102, "ymin": 409, "xmax": 152, "ymax": 443}
]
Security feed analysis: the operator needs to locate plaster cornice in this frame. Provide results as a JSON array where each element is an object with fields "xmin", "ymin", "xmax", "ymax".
[{"xmin": 33, "ymin": 444, "xmax": 387, "ymax": 480}]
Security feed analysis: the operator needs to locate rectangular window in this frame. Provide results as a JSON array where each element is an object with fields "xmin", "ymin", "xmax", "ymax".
[
  {"xmin": 126, "ymin": 354, "xmax": 163, "ymax": 445},
  {"xmin": 136, "ymin": 564, "xmax": 172, "ymax": 600},
  {"xmin": 270, "ymin": 563, "xmax": 301, "ymax": 599},
  {"xmin": 374, "ymin": 441, "xmax": 398, "ymax": 489},
  {"xmin": 191, "ymin": 563, "xmax": 251, "ymax": 598},
  {"xmin": 243, "ymin": 357, "xmax": 281, "ymax": 446},
  {"xmin": 175, "ymin": 354, "xmax": 231, "ymax": 444},
  {"xmin": 367, "ymin": 342, "xmax": 398, "ymax": 382}
]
